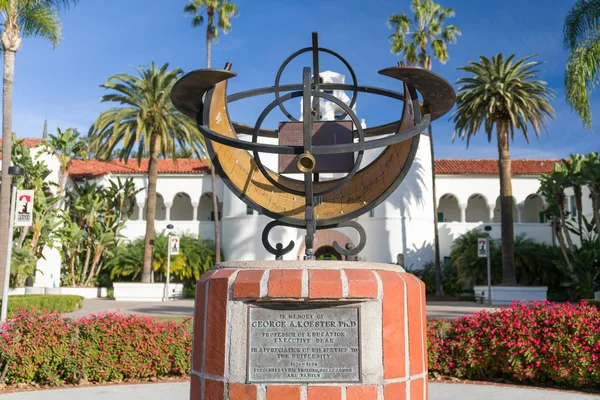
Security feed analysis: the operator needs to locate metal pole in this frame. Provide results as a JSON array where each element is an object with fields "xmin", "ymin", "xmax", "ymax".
[
  {"xmin": 487, "ymin": 241, "xmax": 492, "ymax": 305},
  {"xmin": 165, "ymin": 234, "xmax": 171, "ymax": 302},
  {"xmin": 1, "ymin": 181, "xmax": 17, "ymax": 322}
]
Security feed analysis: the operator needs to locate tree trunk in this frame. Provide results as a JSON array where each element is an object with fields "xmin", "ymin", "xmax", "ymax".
[
  {"xmin": 211, "ymin": 166, "xmax": 221, "ymax": 263},
  {"xmin": 428, "ymin": 124, "xmax": 443, "ymax": 296},
  {"xmin": 17, "ymin": 226, "xmax": 27, "ymax": 248},
  {"xmin": 206, "ymin": 11, "xmax": 213, "ymax": 68},
  {"xmin": 70, "ymin": 250, "xmax": 76, "ymax": 286},
  {"xmin": 496, "ymin": 120, "xmax": 517, "ymax": 285},
  {"xmin": 590, "ymin": 188, "xmax": 600, "ymax": 237},
  {"xmin": 554, "ymin": 220, "xmax": 572, "ymax": 270},
  {"xmin": 0, "ymin": 49, "xmax": 17, "ymax": 300},
  {"xmin": 574, "ymin": 185, "xmax": 583, "ymax": 234},
  {"xmin": 558, "ymin": 198, "xmax": 574, "ymax": 250},
  {"xmin": 85, "ymin": 246, "xmax": 103, "ymax": 286},
  {"xmin": 81, "ymin": 242, "xmax": 91, "ymax": 284},
  {"xmin": 141, "ymin": 134, "xmax": 160, "ymax": 283}
]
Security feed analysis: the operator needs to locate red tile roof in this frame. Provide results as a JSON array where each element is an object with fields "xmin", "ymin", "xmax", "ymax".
[
  {"xmin": 434, "ymin": 159, "xmax": 559, "ymax": 175},
  {"xmin": 69, "ymin": 158, "xmax": 210, "ymax": 179},
  {"xmin": 0, "ymin": 138, "xmax": 45, "ymax": 159},
  {"xmin": 68, "ymin": 157, "xmax": 559, "ymax": 179}
]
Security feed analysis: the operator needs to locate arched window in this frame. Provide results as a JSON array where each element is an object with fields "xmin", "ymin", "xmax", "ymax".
[
  {"xmin": 143, "ymin": 193, "xmax": 166, "ymax": 221},
  {"xmin": 171, "ymin": 193, "xmax": 193, "ymax": 221},
  {"xmin": 466, "ymin": 194, "xmax": 489, "ymax": 222},
  {"xmin": 438, "ymin": 194, "xmax": 460, "ymax": 222},
  {"xmin": 198, "ymin": 193, "xmax": 222, "ymax": 221},
  {"xmin": 523, "ymin": 194, "xmax": 545, "ymax": 223}
]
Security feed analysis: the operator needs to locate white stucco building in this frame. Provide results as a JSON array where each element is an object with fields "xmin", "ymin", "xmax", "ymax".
[{"xmin": 66, "ymin": 143, "xmax": 566, "ymax": 271}]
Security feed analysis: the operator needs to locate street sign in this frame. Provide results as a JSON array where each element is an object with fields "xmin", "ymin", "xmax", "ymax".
[
  {"xmin": 477, "ymin": 238, "xmax": 488, "ymax": 258},
  {"xmin": 169, "ymin": 235, "xmax": 180, "ymax": 256},
  {"xmin": 14, "ymin": 190, "xmax": 34, "ymax": 227}
]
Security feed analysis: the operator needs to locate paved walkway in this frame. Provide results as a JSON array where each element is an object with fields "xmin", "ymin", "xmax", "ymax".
[
  {"xmin": 2, "ymin": 382, "xmax": 598, "ymax": 399},
  {"xmin": 67, "ymin": 299, "xmax": 499, "ymax": 320}
]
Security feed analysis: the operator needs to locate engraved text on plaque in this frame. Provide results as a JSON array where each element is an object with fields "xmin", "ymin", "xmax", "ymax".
[{"xmin": 247, "ymin": 306, "xmax": 360, "ymax": 382}]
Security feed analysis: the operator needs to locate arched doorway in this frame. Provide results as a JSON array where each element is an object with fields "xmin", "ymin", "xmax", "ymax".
[
  {"xmin": 315, "ymin": 245, "xmax": 342, "ymax": 260},
  {"xmin": 297, "ymin": 229, "xmax": 357, "ymax": 260}
]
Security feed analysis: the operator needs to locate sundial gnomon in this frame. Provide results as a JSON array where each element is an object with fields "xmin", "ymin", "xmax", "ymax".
[{"xmin": 171, "ymin": 32, "xmax": 455, "ymax": 260}]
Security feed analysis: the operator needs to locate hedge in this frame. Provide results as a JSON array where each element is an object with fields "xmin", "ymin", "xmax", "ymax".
[
  {"xmin": 1, "ymin": 295, "xmax": 83, "ymax": 317},
  {"xmin": 428, "ymin": 301, "xmax": 600, "ymax": 390},
  {"xmin": 0, "ymin": 312, "xmax": 192, "ymax": 386}
]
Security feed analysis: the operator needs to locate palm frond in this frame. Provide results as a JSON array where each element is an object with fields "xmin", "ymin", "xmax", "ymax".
[{"xmin": 564, "ymin": 0, "xmax": 600, "ymax": 50}]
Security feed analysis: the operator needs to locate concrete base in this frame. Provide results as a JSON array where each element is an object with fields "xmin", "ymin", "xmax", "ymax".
[
  {"xmin": 190, "ymin": 261, "xmax": 428, "ymax": 400},
  {"xmin": 113, "ymin": 282, "xmax": 183, "ymax": 302},
  {"xmin": 473, "ymin": 285, "xmax": 548, "ymax": 306},
  {"xmin": 595, "ymin": 292, "xmax": 600, "ymax": 300},
  {"xmin": 46, "ymin": 287, "xmax": 108, "ymax": 299}
]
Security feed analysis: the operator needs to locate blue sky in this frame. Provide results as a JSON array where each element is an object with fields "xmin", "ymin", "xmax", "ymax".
[{"xmin": 8, "ymin": 0, "xmax": 599, "ymax": 159}]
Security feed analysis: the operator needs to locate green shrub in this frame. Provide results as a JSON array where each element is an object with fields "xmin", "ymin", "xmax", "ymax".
[
  {"xmin": 413, "ymin": 260, "xmax": 463, "ymax": 297},
  {"xmin": 2, "ymin": 295, "xmax": 83, "ymax": 317}
]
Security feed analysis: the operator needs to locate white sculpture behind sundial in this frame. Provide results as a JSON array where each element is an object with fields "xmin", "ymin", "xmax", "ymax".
[{"xmin": 300, "ymin": 70, "xmax": 367, "ymax": 128}]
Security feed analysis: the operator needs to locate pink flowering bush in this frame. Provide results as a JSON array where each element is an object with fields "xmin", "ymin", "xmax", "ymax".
[
  {"xmin": 428, "ymin": 302, "xmax": 600, "ymax": 389},
  {"xmin": 0, "ymin": 311, "xmax": 192, "ymax": 386}
]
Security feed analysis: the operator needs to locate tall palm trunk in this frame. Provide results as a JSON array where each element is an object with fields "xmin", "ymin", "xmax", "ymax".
[
  {"xmin": 574, "ymin": 185, "xmax": 583, "ymax": 234},
  {"xmin": 206, "ymin": 11, "xmax": 213, "ymax": 69},
  {"xmin": 428, "ymin": 124, "xmax": 443, "ymax": 296},
  {"xmin": 141, "ymin": 133, "xmax": 160, "ymax": 282},
  {"xmin": 0, "ymin": 47, "xmax": 18, "ymax": 298},
  {"xmin": 205, "ymin": 11, "xmax": 221, "ymax": 264},
  {"xmin": 211, "ymin": 165, "xmax": 220, "ymax": 263},
  {"xmin": 496, "ymin": 119, "xmax": 517, "ymax": 285},
  {"xmin": 591, "ymin": 191, "xmax": 600, "ymax": 237}
]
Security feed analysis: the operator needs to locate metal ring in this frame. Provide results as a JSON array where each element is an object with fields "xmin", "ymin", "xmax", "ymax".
[
  {"xmin": 250, "ymin": 88, "xmax": 365, "ymax": 197},
  {"xmin": 274, "ymin": 47, "xmax": 358, "ymax": 121}
]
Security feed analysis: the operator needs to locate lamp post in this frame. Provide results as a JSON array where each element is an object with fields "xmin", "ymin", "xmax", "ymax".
[
  {"xmin": 164, "ymin": 224, "xmax": 174, "ymax": 302},
  {"xmin": 1, "ymin": 166, "xmax": 25, "ymax": 323}
]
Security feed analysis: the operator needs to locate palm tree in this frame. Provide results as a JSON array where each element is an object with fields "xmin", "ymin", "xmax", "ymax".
[
  {"xmin": 184, "ymin": 0, "xmax": 238, "ymax": 264},
  {"xmin": 453, "ymin": 54, "xmax": 555, "ymax": 285},
  {"xmin": 387, "ymin": 0, "xmax": 460, "ymax": 296},
  {"xmin": 0, "ymin": 0, "xmax": 79, "ymax": 301},
  {"xmin": 88, "ymin": 63, "xmax": 201, "ymax": 283},
  {"xmin": 563, "ymin": 0, "xmax": 600, "ymax": 128},
  {"xmin": 44, "ymin": 127, "xmax": 86, "ymax": 200},
  {"xmin": 582, "ymin": 152, "xmax": 600, "ymax": 237}
]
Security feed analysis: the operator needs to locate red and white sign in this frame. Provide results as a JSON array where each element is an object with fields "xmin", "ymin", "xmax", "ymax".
[
  {"xmin": 169, "ymin": 235, "xmax": 180, "ymax": 256},
  {"xmin": 15, "ymin": 190, "xmax": 34, "ymax": 227},
  {"xmin": 477, "ymin": 238, "xmax": 488, "ymax": 258}
]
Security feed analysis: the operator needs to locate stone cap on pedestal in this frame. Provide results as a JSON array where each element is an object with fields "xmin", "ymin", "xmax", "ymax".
[{"xmin": 213, "ymin": 260, "xmax": 406, "ymax": 272}]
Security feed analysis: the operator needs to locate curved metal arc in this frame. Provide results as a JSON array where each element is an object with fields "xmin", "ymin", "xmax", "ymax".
[
  {"xmin": 249, "ymin": 85, "xmax": 367, "ymax": 197},
  {"xmin": 261, "ymin": 220, "xmax": 295, "ymax": 260},
  {"xmin": 274, "ymin": 46, "xmax": 358, "ymax": 122},
  {"xmin": 378, "ymin": 66, "xmax": 456, "ymax": 121},
  {"xmin": 330, "ymin": 221, "xmax": 366, "ymax": 257}
]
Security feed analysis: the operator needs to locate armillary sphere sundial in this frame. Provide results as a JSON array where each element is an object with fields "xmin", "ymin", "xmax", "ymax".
[{"xmin": 171, "ymin": 32, "xmax": 455, "ymax": 261}]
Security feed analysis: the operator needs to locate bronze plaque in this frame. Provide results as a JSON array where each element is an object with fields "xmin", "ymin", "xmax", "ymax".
[
  {"xmin": 247, "ymin": 305, "xmax": 361, "ymax": 383},
  {"xmin": 278, "ymin": 121, "xmax": 354, "ymax": 174}
]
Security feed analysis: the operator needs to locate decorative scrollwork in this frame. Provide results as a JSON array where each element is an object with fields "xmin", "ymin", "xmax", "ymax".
[
  {"xmin": 261, "ymin": 220, "xmax": 295, "ymax": 260},
  {"xmin": 331, "ymin": 221, "xmax": 366, "ymax": 257}
]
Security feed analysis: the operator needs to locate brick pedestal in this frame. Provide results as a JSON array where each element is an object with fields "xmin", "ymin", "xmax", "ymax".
[{"xmin": 190, "ymin": 261, "xmax": 427, "ymax": 400}]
